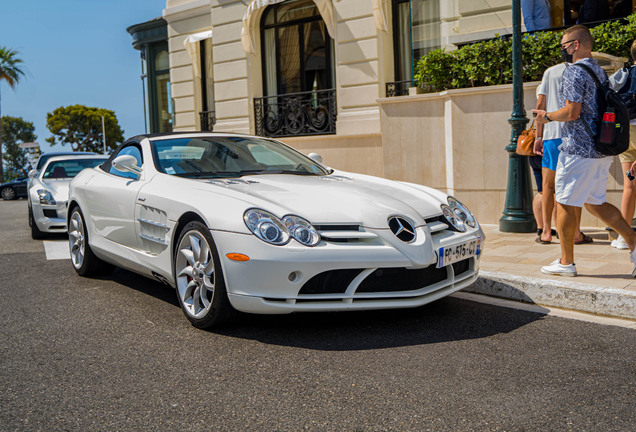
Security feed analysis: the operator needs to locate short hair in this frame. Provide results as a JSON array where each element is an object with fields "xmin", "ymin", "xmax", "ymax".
[
  {"xmin": 631, "ymin": 40, "xmax": 636, "ymax": 61},
  {"xmin": 563, "ymin": 25, "xmax": 593, "ymax": 49}
]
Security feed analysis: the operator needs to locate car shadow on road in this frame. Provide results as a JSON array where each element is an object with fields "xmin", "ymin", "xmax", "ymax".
[
  {"xmin": 105, "ymin": 267, "xmax": 545, "ymax": 351},
  {"xmin": 107, "ymin": 267, "xmax": 180, "ymax": 307},
  {"xmin": 214, "ymin": 296, "xmax": 545, "ymax": 351}
]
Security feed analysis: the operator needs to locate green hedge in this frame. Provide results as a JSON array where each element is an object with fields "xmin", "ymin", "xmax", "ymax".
[{"xmin": 414, "ymin": 14, "xmax": 636, "ymax": 92}]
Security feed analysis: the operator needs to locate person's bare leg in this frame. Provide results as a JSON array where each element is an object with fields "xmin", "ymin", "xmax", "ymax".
[
  {"xmin": 557, "ymin": 203, "xmax": 581, "ymax": 265},
  {"xmin": 533, "ymin": 192, "xmax": 543, "ymax": 233},
  {"xmin": 621, "ymin": 161, "xmax": 636, "ymax": 225},
  {"xmin": 585, "ymin": 202, "xmax": 636, "ymax": 251},
  {"xmin": 541, "ymin": 168, "xmax": 554, "ymax": 242}
]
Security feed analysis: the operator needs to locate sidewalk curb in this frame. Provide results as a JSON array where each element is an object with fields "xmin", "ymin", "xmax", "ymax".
[{"xmin": 465, "ymin": 270, "xmax": 636, "ymax": 320}]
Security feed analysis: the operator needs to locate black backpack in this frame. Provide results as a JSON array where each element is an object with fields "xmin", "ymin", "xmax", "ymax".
[
  {"xmin": 616, "ymin": 65, "xmax": 636, "ymax": 119},
  {"xmin": 574, "ymin": 63, "xmax": 630, "ymax": 156}
]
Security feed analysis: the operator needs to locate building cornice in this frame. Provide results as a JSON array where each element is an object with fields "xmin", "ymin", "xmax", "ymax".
[{"xmin": 163, "ymin": 0, "xmax": 211, "ymax": 23}]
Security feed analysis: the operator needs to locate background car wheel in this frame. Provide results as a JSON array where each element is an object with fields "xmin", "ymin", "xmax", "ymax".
[
  {"xmin": 174, "ymin": 221, "xmax": 239, "ymax": 329},
  {"xmin": 29, "ymin": 205, "xmax": 46, "ymax": 240},
  {"xmin": 68, "ymin": 207, "xmax": 114, "ymax": 276},
  {"xmin": 1, "ymin": 187, "xmax": 16, "ymax": 200}
]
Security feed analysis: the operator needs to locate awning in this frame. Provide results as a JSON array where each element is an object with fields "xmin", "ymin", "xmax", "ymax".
[
  {"xmin": 183, "ymin": 30, "xmax": 213, "ymax": 78},
  {"xmin": 241, "ymin": 0, "xmax": 335, "ymax": 54},
  {"xmin": 372, "ymin": 0, "xmax": 389, "ymax": 32}
]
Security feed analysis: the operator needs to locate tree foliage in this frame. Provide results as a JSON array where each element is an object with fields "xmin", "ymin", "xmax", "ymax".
[
  {"xmin": 1, "ymin": 116, "xmax": 36, "ymax": 178},
  {"xmin": 0, "ymin": 46, "xmax": 28, "ymax": 182},
  {"xmin": 46, "ymin": 105, "xmax": 124, "ymax": 153},
  {"xmin": 415, "ymin": 14, "xmax": 636, "ymax": 92}
]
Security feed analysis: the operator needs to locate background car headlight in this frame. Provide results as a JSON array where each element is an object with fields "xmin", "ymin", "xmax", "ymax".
[
  {"xmin": 441, "ymin": 204, "xmax": 466, "ymax": 232},
  {"xmin": 447, "ymin": 196, "xmax": 477, "ymax": 228},
  {"xmin": 37, "ymin": 189, "xmax": 56, "ymax": 205},
  {"xmin": 283, "ymin": 215, "xmax": 320, "ymax": 247},
  {"xmin": 244, "ymin": 209, "xmax": 290, "ymax": 245}
]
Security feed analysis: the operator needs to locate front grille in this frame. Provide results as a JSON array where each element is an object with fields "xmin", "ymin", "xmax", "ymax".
[
  {"xmin": 43, "ymin": 209, "xmax": 58, "ymax": 218},
  {"xmin": 452, "ymin": 259, "xmax": 470, "ymax": 277},
  {"xmin": 299, "ymin": 269, "xmax": 364, "ymax": 294},
  {"xmin": 356, "ymin": 265, "xmax": 448, "ymax": 293}
]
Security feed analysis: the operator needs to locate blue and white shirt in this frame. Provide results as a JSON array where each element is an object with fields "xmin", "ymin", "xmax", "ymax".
[{"xmin": 558, "ymin": 57, "xmax": 608, "ymax": 159}]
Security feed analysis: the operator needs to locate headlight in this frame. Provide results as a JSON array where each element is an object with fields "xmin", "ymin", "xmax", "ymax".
[
  {"xmin": 244, "ymin": 209, "xmax": 290, "ymax": 245},
  {"xmin": 441, "ymin": 204, "xmax": 466, "ymax": 232},
  {"xmin": 283, "ymin": 215, "xmax": 320, "ymax": 247},
  {"xmin": 447, "ymin": 196, "xmax": 476, "ymax": 229},
  {"xmin": 37, "ymin": 189, "xmax": 56, "ymax": 205}
]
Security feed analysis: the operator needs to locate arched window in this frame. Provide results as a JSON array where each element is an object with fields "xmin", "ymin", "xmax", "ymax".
[{"xmin": 261, "ymin": 0, "xmax": 334, "ymax": 96}]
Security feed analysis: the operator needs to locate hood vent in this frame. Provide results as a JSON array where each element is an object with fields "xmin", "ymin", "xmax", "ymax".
[{"xmin": 207, "ymin": 179, "xmax": 259, "ymax": 186}]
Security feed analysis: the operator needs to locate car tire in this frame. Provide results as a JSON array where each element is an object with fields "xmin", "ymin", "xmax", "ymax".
[
  {"xmin": 29, "ymin": 205, "xmax": 46, "ymax": 240},
  {"xmin": 1, "ymin": 187, "xmax": 16, "ymax": 200},
  {"xmin": 68, "ymin": 207, "xmax": 115, "ymax": 276},
  {"xmin": 173, "ymin": 221, "xmax": 239, "ymax": 329}
]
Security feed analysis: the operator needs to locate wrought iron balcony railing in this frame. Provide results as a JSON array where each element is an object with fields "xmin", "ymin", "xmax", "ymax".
[
  {"xmin": 254, "ymin": 89, "xmax": 337, "ymax": 138},
  {"xmin": 386, "ymin": 80, "xmax": 412, "ymax": 97},
  {"xmin": 200, "ymin": 111, "xmax": 216, "ymax": 132}
]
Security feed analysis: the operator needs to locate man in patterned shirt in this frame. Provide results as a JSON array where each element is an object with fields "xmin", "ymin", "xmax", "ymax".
[{"xmin": 533, "ymin": 25, "xmax": 636, "ymax": 277}]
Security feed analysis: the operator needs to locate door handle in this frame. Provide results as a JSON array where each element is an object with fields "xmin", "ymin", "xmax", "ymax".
[{"xmin": 138, "ymin": 198, "xmax": 146, "ymax": 202}]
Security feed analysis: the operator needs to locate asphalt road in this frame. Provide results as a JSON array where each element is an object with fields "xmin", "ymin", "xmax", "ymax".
[{"xmin": 1, "ymin": 199, "xmax": 635, "ymax": 431}]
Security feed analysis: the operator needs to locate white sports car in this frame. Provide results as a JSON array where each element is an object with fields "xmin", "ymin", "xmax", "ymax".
[
  {"xmin": 28, "ymin": 155, "xmax": 108, "ymax": 239},
  {"xmin": 67, "ymin": 132, "xmax": 484, "ymax": 328}
]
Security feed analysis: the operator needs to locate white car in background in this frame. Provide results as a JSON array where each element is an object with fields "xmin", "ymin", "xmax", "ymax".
[
  {"xmin": 67, "ymin": 132, "xmax": 484, "ymax": 329},
  {"xmin": 28, "ymin": 155, "xmax": 108, "ymax": 239}
]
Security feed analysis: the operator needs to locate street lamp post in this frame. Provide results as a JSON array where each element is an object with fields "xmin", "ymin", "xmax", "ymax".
[{"xmin": 499, "ymin": 0, "xmax": 537, "ymax": 233}]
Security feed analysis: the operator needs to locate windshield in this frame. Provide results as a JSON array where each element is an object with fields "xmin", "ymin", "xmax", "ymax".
[
  {"xmin": 151, "ymin": 137, "xmax": 331, "ymax": 178},
  {"xmin": 42, "ymin": 158, "xmax": 107, "ymax": 179}
]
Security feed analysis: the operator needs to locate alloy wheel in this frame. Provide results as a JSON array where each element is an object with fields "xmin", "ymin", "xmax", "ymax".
[
  {"xmin": 69, "ymin": 211, "xmax": 86, "ymax": 269},
  {"xmin": 1, "ymin": 188, "xmax": 15, "ymax": 200},
  {"xmin": 176, "ymin": 231, "xmax": 215, "ymax": 319}
]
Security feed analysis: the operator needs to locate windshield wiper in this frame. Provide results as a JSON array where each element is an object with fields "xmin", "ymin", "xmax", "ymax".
[
  {"xmin": 238, "ymin": 169, "xmax": 321, "ymax": 176},
  {"xmin": 176, "ymin": 171, "xmax": 243, "ymax": 178}
]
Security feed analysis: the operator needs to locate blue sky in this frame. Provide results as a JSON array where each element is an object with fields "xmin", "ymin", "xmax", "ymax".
[{"xmin": 1, "ymin": 0, "xmax": 166, "ymax": 153}]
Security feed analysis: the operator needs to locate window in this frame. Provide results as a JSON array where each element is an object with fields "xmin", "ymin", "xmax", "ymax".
[
  {"xmin": 388, "ymin": 0, "xmax": 440, "ymax": 97},
  {"xmin": 410, "ymin": 0, "xmax": 440, "ymax": 60},
  {"xmin": 199, "ymin": 39, "xmax": 215, "ymax": 131},
  {"xmin": 261, "ymin": 0, "xmax": 334, "ymax": 96},
  {"xmin": 151, "ymin": 137, "xmax": 330, "ymax": 177},
  {"xmin": 109, "ymin": 146, "xmax": 143, "ymax": 179},
  {"xmin": 393, "ymin": 0, "xmax": 412, "ymax": 84},
  {"xmin": 43, "ymin": 159, "xmax": 107, "ymax": 179},
  {"xmin": 154, "ymin": 50, "xmax": 173, "ymax": 133}
]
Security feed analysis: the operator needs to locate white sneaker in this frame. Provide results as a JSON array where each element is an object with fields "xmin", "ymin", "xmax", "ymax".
[
  {"xmin": 611, "ymin": 235, "xmax": 630, "ymax": 250},
  {"xmin": 630, "ymin": 249, "xmax": 636, "ymax": 277},
  {"xmin": 541, "ymin": 259, "xmax": 577, "ymax": 277}
]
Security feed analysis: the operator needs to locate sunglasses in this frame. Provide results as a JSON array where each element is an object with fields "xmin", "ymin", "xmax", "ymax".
[{"xmin": 559, "ymin": 39, "xmax": 578, "ymax": 50}]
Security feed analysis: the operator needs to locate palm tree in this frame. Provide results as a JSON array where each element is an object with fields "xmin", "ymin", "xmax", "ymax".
[{"xmin": 0, "ymin": 47, "xmax": 27, "ymax": 183}]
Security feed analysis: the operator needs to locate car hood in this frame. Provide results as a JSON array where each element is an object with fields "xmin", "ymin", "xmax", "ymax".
[
  {"xmin": 40, "ymin": 179, "xmax": 72, "ymax": 201},
  {"xmin": 196, "ymin": 172, "xmax": 446, "ymax": 228}
]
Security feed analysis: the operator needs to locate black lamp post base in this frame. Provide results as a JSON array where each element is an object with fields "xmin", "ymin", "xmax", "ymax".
[{"xmin": 499, "ymin": 215, "xmax": 537, "ymax": 233}]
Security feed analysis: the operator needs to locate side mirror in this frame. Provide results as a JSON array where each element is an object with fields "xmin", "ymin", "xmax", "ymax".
[
  {"xmin": 308, "ymin": 153, "xmax": 323, "ymax": 164},
  {"xmin": 28, "ymin": 169, "xmax": 38, "ymax": 179},
  {"xmin": 112, "ymin": 155, "xmax": 142, "ymax": 178}
]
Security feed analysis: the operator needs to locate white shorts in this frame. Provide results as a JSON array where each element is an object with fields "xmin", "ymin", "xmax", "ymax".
[{"xmin": 555, "ymin": 152, "xmax": 613, "ymax": 207}]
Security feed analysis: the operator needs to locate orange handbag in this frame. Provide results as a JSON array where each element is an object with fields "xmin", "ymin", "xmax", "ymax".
[{"xmin": 516, "ymin": 119, "xmax": 536, "ymax": 156}]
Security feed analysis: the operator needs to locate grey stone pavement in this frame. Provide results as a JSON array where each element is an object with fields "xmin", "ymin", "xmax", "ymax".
[{"xmin": 472, "ymin": 224, "xmax": 636, "ymax": 320}]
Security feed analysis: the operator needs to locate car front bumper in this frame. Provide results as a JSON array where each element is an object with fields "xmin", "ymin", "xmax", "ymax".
[
  {"xmin": 212, "ymin": 227, "xmax": 484, "ymax": 314},
  {"xmin": 32, "ymin": 201, "xmax": 68, "ymax": 233}
]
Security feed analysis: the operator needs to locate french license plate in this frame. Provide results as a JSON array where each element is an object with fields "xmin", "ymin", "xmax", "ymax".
[{"xmin": 437, "ymin": 238, "xmax": 481, "ymax": 268}]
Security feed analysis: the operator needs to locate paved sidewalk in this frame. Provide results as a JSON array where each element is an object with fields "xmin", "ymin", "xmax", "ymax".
[{"xmin": 467, "ymin": 224, "xmax": 636, "ymax": 320}]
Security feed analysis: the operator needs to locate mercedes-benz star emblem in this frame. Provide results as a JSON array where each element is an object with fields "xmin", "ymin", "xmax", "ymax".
[{"xmin": 388, "ymin": 216, "xmax": 416, "ymax": 243}]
